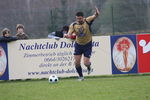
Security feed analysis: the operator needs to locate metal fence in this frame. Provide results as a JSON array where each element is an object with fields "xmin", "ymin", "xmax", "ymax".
[{"xmin": 0, "ymin": 0, "xmax": 150, "ymax": 38}]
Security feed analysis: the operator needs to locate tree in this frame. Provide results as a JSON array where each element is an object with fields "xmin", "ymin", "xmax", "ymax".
[{"xmin": 100, "ymin": 0, "xmax": 149, "ymax": 34}]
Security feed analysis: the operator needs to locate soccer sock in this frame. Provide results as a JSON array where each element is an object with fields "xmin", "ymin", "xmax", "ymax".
[{"xmin": 75, "ymin": 65, "xmax": 83, "ymax": 77}]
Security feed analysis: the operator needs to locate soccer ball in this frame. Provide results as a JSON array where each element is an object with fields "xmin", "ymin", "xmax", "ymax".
[{"xmin": 48, "ymin": 75, "xmax": 59, "ymax": 83}]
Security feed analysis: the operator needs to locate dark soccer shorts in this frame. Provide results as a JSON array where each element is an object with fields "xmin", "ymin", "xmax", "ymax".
[{"xmin": 74, "ymin": 41, "xmax": 92, "ymax": 58}]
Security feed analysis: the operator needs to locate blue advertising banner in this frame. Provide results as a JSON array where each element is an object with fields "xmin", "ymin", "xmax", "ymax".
[
  {"xmin": 0, "ymin": 42, "xmax": 9, "ymax": 80},
  {"xmin": 111, "ymin": 35, "xmax": 138, "ymax": 74}
]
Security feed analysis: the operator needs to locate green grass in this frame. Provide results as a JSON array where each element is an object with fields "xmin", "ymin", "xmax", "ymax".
[{"xmin": 0, "ymin": 75, "xmax": 150, "ymax": 100}]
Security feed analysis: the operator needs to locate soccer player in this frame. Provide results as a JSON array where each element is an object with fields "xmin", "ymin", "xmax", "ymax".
[{"xmin": 64, "ymin": 7, "xmax": 100, "ymax": 81}]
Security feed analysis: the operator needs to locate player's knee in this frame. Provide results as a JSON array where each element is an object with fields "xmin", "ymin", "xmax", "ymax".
[{"xmin": 84, "ymin": 62, "xmax": 91, "ymax": 67}]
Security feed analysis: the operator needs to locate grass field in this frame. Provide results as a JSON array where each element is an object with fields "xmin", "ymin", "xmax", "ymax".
[{"xmin": 0, "ymin": 75, "xmax": 150, "ymax": 100}]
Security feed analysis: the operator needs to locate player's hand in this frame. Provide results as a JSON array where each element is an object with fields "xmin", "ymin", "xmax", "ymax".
[
  {"xmin": 64, "ymin": 33, "xmax": 76, "ymax": 40},
  {"xmin": 63, "ymin": 34, "xmax": 69, "ymax": 38},
  {"xmin": 94, "ymin": 6, "xmax": 100, "ymax": 16}
]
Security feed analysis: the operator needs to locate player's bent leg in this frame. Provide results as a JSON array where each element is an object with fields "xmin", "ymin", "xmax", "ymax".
[
  {"xmin": 74, "ymin": 55, "xmax": 84, "ymax": 81},
  {"xmin": 84, "ymin": 57, "xmax": 92, "ymax": 75}
]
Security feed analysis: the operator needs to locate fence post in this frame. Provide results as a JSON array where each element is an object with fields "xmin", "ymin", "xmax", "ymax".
[{"xmin": 111, "ymin": 5, "xmax": 115, "ymax": 35}]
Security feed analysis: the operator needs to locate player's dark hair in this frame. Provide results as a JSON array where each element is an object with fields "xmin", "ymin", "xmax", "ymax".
[{"xmin": 76, "ymin": 12, "xmax": 84, "ymax": 17}]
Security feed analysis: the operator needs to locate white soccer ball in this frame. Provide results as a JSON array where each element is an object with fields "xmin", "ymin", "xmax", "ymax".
[{"xmin": 48, "ymin": 75, "xmax": 59, "ymax": 83}]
